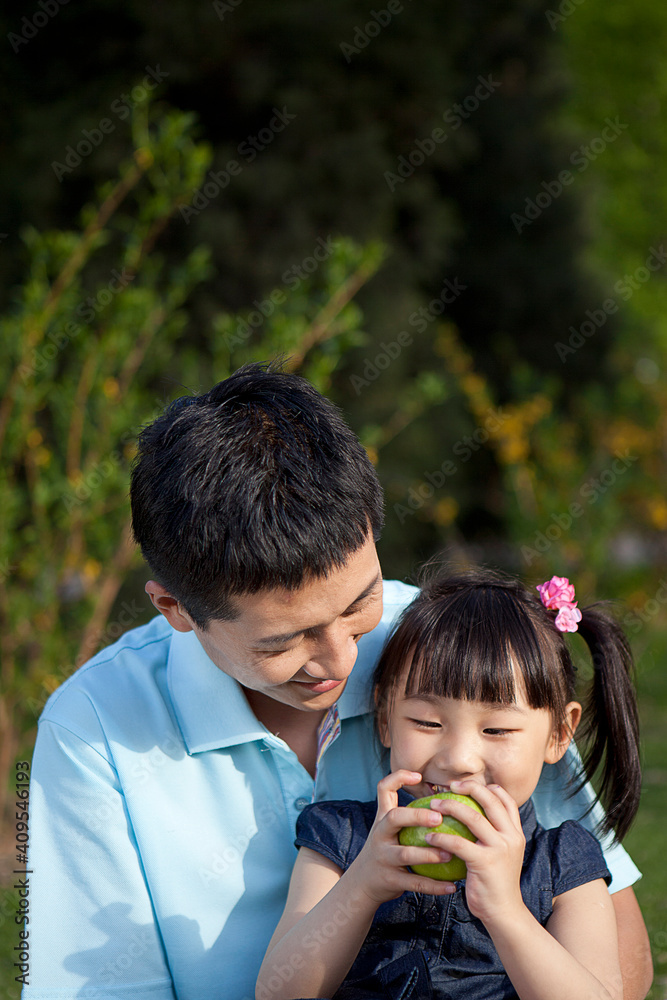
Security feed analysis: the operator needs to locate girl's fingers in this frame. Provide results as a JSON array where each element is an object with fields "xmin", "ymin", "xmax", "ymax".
[
  {"xmin": 394, "ymin": 844, "xmax": 453, "ymax": 867},
  {"xmin": 405, "ymin": 876, "xmax": 458, "ymax": 896},
  {"xmin": 479, "ymin": 782, "xmax": 523, "ymax": 828},
  {"xmin": 427, "ymin": 798, "xmax": 492, "ymax": 842},
  {"xmin": 423, "ymin": 831, "xmax": 481, "ymax": 863},
  {"xmin": 435, "ymin": 780, "xmax": 522, "ymax": 836},
  {"xmin": 376, "ymin": 769, "xmax": 423, "ymax": 818},
  {"xmin": 387, "ymin": 805, "xmax": 450, "ymax": 832}
]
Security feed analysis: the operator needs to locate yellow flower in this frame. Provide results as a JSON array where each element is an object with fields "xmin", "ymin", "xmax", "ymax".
[
  {"xmin": 605, "ymin": 420, "xmax": 652, "ymax": 456},
  {"xmin": 433, "ymin": 497, "xmax": 459, "ymax": 527},
  {"xmin": 34, "ymin": 446, "xmax": 51, "ymax": 467},
  {"xmin": 647, "ymin": 498, "xmax": 667, "ymax": 531},
  {"xmin": 26, "ymin": 428, "xmax": 43, "ymax": 449},
  {"xmin": 134, "ymin": 147, "xmax": 154, "ymax": 170},
  {"xmin": 460, "ymin": 373, "xmax": 487, "ymax": 399},
  {"xmin": 103, "ymin": 377, "xmax": 120, "ymax": 400},
  {"xmin": 34, "ymin": 610, "xmax": 51, "ymax": 630},
  {"xmin": 365, "ymin": 445, "xmax": 378, "ymax": 466},
  {"xmin": 83, "ymin": 558, "xmax": 102, "ymax": 581},
  {"xmin": 498, "ymin": 438, "xmax": 529, "ymax": 465}
]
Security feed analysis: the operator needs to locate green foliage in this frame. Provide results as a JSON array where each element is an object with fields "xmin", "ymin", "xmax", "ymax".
[
  {"xmin": 0, "ymin": 102, "xmax": 402, "ymax": 836},
  {"xmin": 0, "ymin": 107, "xmax": 211, "ymax": 786}
]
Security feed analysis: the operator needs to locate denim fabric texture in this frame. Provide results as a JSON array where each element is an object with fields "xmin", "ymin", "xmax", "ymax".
[{"xmin": 294, "ymin": 789, "xmax": 611, "ymax": 1000}]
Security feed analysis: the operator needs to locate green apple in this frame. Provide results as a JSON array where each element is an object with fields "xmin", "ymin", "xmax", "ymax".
[{"xmin": 398, "ymin": 792, "xmax": 485, "ymax": 881}]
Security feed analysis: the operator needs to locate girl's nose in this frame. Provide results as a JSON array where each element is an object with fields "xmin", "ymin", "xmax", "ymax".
[{"xmin": 436, "ymin": 738, "xmax": 483, "ymax": 780}]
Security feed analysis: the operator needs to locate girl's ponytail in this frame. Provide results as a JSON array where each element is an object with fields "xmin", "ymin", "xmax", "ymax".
[{"xmin": 576, "ymin": 604, "xmax": 640, "ymax": 842}]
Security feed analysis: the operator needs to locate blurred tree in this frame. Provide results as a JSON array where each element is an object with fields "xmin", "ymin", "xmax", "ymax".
[
  {"xmin": 0, "ymin": 99, "xmax": 451, "ymax": 841},
  {"xmin": 0, "ymin": 0, "xmax": 613, "ymax": 577},
  {"xmin": 554, "ymin": 0, "xmax": 667, "ymax": 575}
]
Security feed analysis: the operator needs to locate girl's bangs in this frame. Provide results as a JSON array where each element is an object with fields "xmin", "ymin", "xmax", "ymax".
[{"xmin": 391, "ymin": 587, "xmax": 562, "ymax": 711}]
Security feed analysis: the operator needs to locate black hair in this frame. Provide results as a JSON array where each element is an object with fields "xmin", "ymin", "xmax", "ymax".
[
  {"xmin": 130, "ymin": 360, "xmax": 384, "ymax": 627},
  {"xmin": 373, "ymin": 568, "xmax": 640, "ymax": 841}
]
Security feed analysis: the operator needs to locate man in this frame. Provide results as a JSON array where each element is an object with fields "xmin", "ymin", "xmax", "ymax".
[{"xmin": 25, "ymin": 362, "xmax": 651, "ymax": 1000}]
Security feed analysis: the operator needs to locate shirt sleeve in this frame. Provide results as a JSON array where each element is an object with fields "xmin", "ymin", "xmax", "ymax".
[
  {"xmin": 531, "ymin": 742, "xmax": 641, "ymax": 894},
  {"xmin": 295, "ymin": 800, "xmax": 372, "ymax": 871},
  {"xmin": 548, "ymin": 821, "xmax": 612, "ymax": 897},
  {"xmin": 23, "ymin": 718, "xmax": 176, "ymax": 1000}
]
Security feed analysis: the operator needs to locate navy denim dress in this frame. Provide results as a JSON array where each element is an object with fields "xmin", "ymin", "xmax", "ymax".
[{"xmin": 293, "ymin": 790, "xmax": 610, "ymax": 1000}]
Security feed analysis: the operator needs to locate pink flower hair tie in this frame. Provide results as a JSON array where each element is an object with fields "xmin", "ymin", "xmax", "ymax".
[{"xmin": 536, "ymin": 576, "xmax": 582, "ymax": 633}]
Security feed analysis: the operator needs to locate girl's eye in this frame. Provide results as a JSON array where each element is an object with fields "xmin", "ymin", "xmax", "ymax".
[
  {"xmin": 484, "ymin": 728, "xmax": 511, "ymax": 736},
  {"xmin": 411, "ymin": 718, "xmax": 441, "ymax": 729}
]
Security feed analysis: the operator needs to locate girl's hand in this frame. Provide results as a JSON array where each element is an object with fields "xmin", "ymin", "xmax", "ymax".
[
  {"xmin": 423, "ymin": 779, "xmax": 526, "ymax": 926},
  {"xmin": 346, "ymin": 769, "xmax": 459, "ymax": 906}
]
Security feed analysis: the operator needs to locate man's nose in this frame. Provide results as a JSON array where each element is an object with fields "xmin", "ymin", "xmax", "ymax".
[{"xmin": 304, "ymin": 623, "xmax": 359, "ymax": 680}]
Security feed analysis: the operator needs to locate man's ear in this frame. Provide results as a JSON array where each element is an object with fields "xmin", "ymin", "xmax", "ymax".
[
  {"xmin": 545, "ymin": 701, "xmax": 582, "ymax": 764},
  {"xmin": 145, "ymin": 581, "xmax": 195, "ymax": 633}
]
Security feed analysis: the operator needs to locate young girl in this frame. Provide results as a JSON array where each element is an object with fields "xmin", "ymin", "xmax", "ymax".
[{"xmin": 256, "ymin": 570, "xmax": 640, "ymax": 1000}]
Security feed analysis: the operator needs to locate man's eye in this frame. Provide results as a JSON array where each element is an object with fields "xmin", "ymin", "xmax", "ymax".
[
  {"xmin": 342, "ymin": 589, "xmax": 381, "ymax": 618},
  {"xmin": 261, "ymin": 644, "xmax": 298, "ymax": 656},
  {"xmin": 342, "ymin": 599, "xmax": 370, "ymax": 618}
]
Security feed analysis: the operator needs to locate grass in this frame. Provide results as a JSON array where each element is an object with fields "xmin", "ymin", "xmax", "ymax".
[
  {"xmin": 1, "ymin": 629, "xmax": 666, "ymax": 999},
  {"xmin": 623, "ymin": 627, "xmax": 667, "ymax": 999}
]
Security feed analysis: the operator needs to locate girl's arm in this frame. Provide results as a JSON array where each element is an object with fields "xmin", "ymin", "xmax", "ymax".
[
  {"xmin": 256, "ymin": 846, "xmax": 376, "ymax": 1000},
  {"xmin": 613, "ymin": 887, "xmax": 653, "ymax": 1000},
  {"xmin": 256, "ymin": 769, "xmax": 459, "ymax": 1000},
  {"xmin": 429, "ymin": 779, "xmax": 622, "ymax": 1000},
  {"xmin": 486, "ymin": 878, "xmax": 621, "ymax": 1000}
]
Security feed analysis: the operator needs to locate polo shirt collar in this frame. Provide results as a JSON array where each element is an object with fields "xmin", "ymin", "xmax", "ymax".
[
  {"xmin": 166, "ymin": 628, "xmax": 374, "ymax": 755},
  {"xmin": 167, "ymin": 629, "xmax": 266, "ymax": 753}
]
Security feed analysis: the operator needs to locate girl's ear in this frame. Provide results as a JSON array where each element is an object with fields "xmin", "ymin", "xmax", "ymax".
[
  {"xmin": 544, "ymin": 701, "xmax": 582, "ymax": 764},
  {"xmin": 374, "ymin": 689, "xmax": 391, "ymax": 748},
  {"xmin": 377, "ymin": 715, "xmax": 391, "ymax": 748}
]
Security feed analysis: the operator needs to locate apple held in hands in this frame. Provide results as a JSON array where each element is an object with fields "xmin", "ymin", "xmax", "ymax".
[{"xmin": 398, "ymin": 792, "xmax": 485, "ymax": 881}]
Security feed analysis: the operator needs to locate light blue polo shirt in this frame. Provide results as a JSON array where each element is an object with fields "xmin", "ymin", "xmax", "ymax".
[{"xmin": 24, "ymin": 580, "xmax": 639, "ymax": 1000}]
